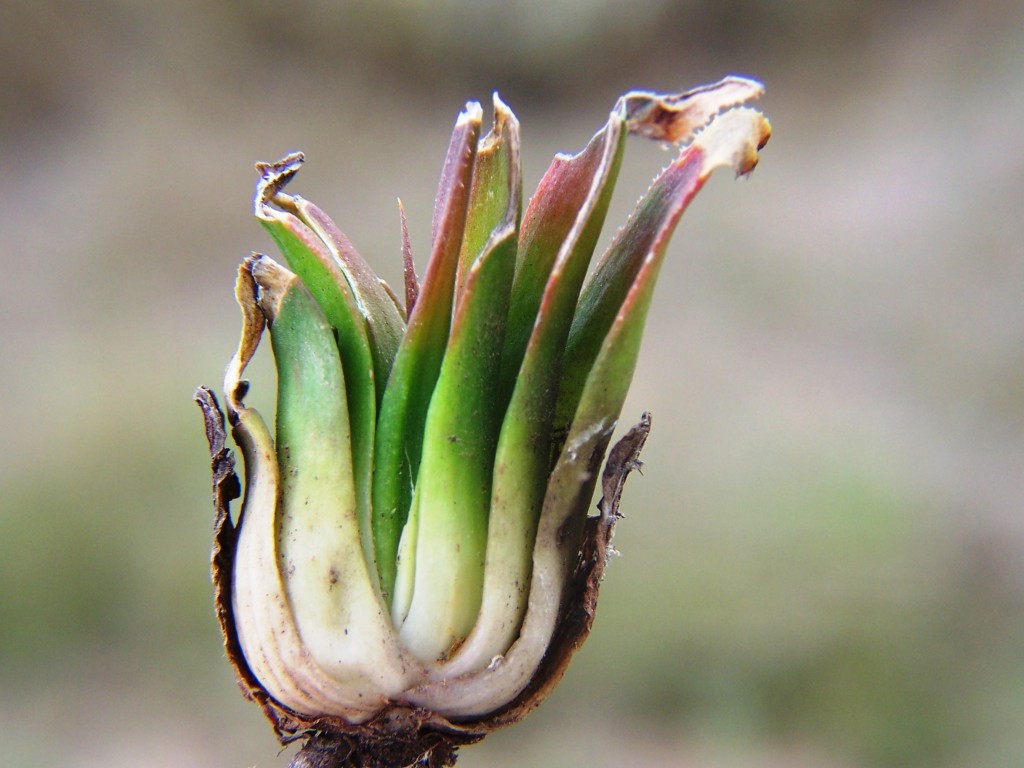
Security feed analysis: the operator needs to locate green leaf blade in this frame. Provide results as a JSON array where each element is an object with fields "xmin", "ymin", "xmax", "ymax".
[
  {"xmin": 556, "ymin": 104, "xmax": 771, "ymax": 438},
  {"xmin": 553, "ymin": 147, "xmax": 704, "ymax": 436},
  {"xmin": 372, "ymin": 103, "xmax": 483, "ymax": 600},
  {"xmin": 499, "ymin": 115, "xmax": 626, "ymax": 402},
  {"xmin": 290, "ymin": 196, "xmax": 406, "ymax": 396},
  {"xmin": 438, "ymin": 114, "xmax": 628, "ymax": 675},
  {"xmin": 398, "ymin": 226, "xmax": 518, "ymax": 662},
  {"xmin": 248, "ymin": 254, "xmax": 419, "ymax": 699},
  {"xmin": 254, "ymin": 170, "xmax": 380, "ymax": 584},
  {"xmin": 391, "ymin": 100, "xmax": 522, "ymax": 662}
]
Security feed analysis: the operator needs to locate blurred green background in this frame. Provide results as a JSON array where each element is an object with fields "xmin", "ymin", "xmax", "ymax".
[{"xmin": 2, "ymin": 1, "xmax": 1022, "ymax": 766}]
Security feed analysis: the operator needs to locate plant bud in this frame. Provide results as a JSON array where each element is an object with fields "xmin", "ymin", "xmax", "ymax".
[{"xmin": 196, "ymin": 77, "xmax": 770, "ymax": 768}]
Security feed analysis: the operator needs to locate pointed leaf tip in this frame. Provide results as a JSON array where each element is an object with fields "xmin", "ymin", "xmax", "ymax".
[
  {"xmin": 454, "ymin": 92, "xmax": 522, "ymax": 302},
  {"xmin": 430, "ymin": 102, "xmax": 484, "ymax": 247},
  {"xmin": 398, "ymin": 199, "xmax": 419, "ymax": 317}
]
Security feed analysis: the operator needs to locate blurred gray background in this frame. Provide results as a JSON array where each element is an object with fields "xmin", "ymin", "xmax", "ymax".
[{"xmin": 2, "ymin": 1, "xmax": 1022, "ymax": 766}]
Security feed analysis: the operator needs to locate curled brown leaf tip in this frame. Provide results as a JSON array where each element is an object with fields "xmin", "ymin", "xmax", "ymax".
[
  {"xmin": 619, "ymin": 75, "xmax": 764, "ymax": 145},
  {"xmin": 254, "ymin": 151, "xmax": 305, "ymax": 213}
]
